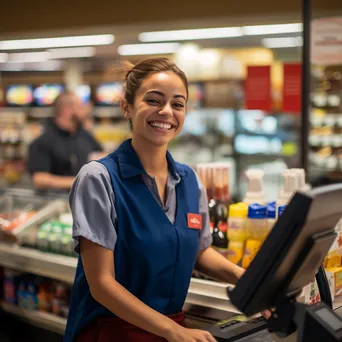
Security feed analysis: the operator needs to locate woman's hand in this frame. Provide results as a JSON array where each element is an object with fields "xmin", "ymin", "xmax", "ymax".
[
  {"xmin": 166, "ymin": 325, "xmax": 217, "ymax": 342},
  {"xmin": 261, "ymin": 310, "xmax": 272, "ymax": 320}
]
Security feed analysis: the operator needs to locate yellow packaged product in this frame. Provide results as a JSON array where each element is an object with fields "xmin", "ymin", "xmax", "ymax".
[
  {"xmin": 227, "ymin": 240, "xmax": 244, "ymax": 264},
  {"xmin": 326, "ymin": 267, "xmax": 342, "ymax": 297},
  {"xmin": 242, "ymin": 239, "xmax": 263, "ymax": 269},
  {"xmin": 228, "ymin": 203, "xmax": 248, "ymax": 241},
  {"xmin": 325, "ymin": 254, "xmax": 342, "ymax": 269}
]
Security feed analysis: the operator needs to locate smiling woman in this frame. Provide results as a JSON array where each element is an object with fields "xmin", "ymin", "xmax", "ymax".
[{"xmin": 65, "ymin": 57, "xmax": 245, "ymax": 342}]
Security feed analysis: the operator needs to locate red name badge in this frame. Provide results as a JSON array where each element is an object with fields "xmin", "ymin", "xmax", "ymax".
[{"xmin": 187, "ymin": 213, "xmax": 202, "ymax": 230}]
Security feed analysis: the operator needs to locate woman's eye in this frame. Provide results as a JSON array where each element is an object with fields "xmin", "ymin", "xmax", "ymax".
[
  {"xmin": 173, "ymin": 103, "xmax": 185, "ymax": 108},
  {"xmin": 147, "ymin": 99, "xmax": 159, "ymax": 104}
]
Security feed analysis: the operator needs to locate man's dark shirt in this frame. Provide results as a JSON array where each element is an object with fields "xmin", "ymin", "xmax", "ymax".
[{"xmin": 28, "ymin": 119, "xmax": 103, "ymax": 177}]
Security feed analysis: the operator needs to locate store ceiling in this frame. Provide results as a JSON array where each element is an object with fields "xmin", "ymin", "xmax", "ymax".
[
  {"xmin": 0, "ymin": 0, "xmax": 340, "ymax": 72},
  {"xmin": 0, "ymin": 0, "xmax": 339, "ymax": 37}
]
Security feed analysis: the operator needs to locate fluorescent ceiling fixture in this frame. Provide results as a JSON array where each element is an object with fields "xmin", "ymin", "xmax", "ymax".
[
  {"xmin": 118, "ymin": 43, "xmax": 180, "ymax": 55},
  {"xmin": 0, "ymin": 60, "xmax": 64, "ymax": 71},
  {"xmin": 7, "ymin": 51, "xmax": 50, "ymax": 63},
  {"xmin": 0, "ymin": 63, "xmax": 24, "ymax": 71},
  {"xmin": 0, "ymin": 34, "xmax": 114, "ymax": 50},
  {"xmin": 30, "ymin": 60, "xmax": 65, "ymax": 71},
  {"xmin": 262, "ymin": 36, "xmax": 303, "ymax": 48},
  {"xmin": 139, "ymin": 23, "xmax": 302, "ymax": 42},
  {"xmin": 139, "ymin": 27, "xmax": 243, "ymax": 42},
  {"xmin": 0, "ymin": 53, "xmax": 8, "ymax": 62},
  {"xmin": 48, "ymin": 47, "xmax": 96, "ymax": 59},
  {"xmin": 244, "ymin": 23, "xmax": 302, "ymax": 35}
]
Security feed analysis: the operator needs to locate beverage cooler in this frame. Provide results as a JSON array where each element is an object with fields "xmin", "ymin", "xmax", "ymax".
[{"xmin": 308, "ymin": 14, "xmax": 342, "ymax": 186}]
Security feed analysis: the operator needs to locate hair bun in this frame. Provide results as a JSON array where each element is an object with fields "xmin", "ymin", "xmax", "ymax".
[{"xmin": 110, "ymin": 61, "xmax": 135, "ymax": 81}]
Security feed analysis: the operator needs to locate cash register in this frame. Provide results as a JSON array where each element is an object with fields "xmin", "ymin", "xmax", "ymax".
[{"xmin": 207, "ymin": 184, "xmax": 342, "ymax": 341}]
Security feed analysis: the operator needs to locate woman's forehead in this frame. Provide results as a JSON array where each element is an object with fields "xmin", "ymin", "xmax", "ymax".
[{"xmin": 138, "ymin": 71, "xmax": 187, "ymax": 96}]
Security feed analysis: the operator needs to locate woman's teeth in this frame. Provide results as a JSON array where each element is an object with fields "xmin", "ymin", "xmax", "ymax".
[{"xmin": 149, "ymin": 122, "xmax": 172, "ymax": 130}]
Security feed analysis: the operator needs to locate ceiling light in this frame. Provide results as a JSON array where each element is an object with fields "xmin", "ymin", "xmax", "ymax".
[
  {"xmin": 118, "ymin": 43, "xmax": 180, "ymax": 56},
  {"xmin": 262, "ymin": 36, "xmax": 303, "ymax": 48},
  {"xmin": 7, "ymin": 52, "xmax": 50, "ymax": 63},
  {"xmin": 0, "ymin": 34, "xmax": 114, "ymax": 50},
  {"xmin": 139, "ymin": 27, "xmax": 243, "ymax": 42},
  {"xmin": 30, "ymin": 60, "xmax": 65, "ymax": 71},
  {"xmin": 0, "ymin": 60, "xmax": 64, "ymax": 71},
  {"xmin": 0, "ymin": 63, "xmax": 24, "ymax": 71},
  {"xmin": 244, "ymin": 23, "xmax": 302, "ymax": 35},
  {"xmin": 0, "ymin": 53, "xmax": 8, "ymax": 63},
  {"xmin": 139, "ymin": 23, "xmax": 302, "ymax": 42},
  {"xmin": 48, "ymin": 47, "xmax": 96, "ymax": 59}
]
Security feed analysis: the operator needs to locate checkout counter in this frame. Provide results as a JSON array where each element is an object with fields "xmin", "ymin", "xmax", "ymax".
[{"xmin": 1, "ymin": 185, "xmax": 342, "ymax": 342}]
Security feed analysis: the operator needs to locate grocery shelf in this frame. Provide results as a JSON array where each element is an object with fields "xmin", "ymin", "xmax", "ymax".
[
  {"xmin": 0, "ymin": 243, "xmax": 77, "ymax": 284},
  {"xmin": 1, "ymin": 302, "xmax": 66, "ymax": 335}
]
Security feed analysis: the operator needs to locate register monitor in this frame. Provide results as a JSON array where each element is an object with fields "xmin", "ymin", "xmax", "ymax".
[
  {"xmin": 229, "ymin": 184, "xmax": 342, "ymax": 316},
  {"xmin": 226, "ymin": 184, "xmax": 342, "ymax": 341}
]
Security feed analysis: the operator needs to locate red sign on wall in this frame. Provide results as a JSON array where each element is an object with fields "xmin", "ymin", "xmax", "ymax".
[
  {"xmin": 283, "ymin": 63, "xmax": 302, "ymax": 113},
  {"xmin": 245, "ymin": 66, "xmax": 271, "ymax": 112}
]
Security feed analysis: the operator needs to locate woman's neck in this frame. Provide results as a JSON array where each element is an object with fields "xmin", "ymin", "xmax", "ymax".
[{"xmin": 131, "ymin": 137, "xmax": 168, "ymax": 177}]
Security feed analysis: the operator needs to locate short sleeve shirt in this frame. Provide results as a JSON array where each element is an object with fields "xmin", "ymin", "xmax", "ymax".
[{"xmin": 70, "ymin": 161, "xmax": 212, "ymax": 253}]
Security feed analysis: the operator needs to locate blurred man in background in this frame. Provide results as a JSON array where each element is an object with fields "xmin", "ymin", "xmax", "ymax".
[{"xmin": 28, "ymin": 91, "xmax": 104, "ymax": 191}]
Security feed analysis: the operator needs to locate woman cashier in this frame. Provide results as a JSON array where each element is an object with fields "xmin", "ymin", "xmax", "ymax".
[{"xmin": 65, "ymin": 58, "xmax": 245, "ymax": 342}]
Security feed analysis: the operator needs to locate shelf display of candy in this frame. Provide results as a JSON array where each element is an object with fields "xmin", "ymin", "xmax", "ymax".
[
  {"xmin": 1, "ymin": 266, "xmax": 71, "ymax": 318},
  {"xmin": 20, "ymin": 212, "xmax": 76, "ymax": 258}
]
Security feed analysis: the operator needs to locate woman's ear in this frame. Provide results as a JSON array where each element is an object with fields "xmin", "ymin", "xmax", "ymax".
[{"xmin": 121, "ymin": 99, "xmax": 131, "ymax": 120}]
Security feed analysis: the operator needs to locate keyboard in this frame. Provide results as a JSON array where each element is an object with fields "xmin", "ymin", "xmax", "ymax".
[{"xmin": 207, "ymin": 316, "xmax": 268, "ymax": 342}]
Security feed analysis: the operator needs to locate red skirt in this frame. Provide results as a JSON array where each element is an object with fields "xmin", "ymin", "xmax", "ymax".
[{"xmin": 76, "ymin": 311, "xmax": 185, "ymax": 342}]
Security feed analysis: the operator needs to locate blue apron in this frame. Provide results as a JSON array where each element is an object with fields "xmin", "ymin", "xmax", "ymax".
[{"xmin": 65, "ymin": 139, "xmax": 200, "ymax": 342}]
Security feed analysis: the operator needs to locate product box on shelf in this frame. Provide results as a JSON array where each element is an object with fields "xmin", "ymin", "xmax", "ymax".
[
  {"xmin": 326, "ymin": 267, "xmax": 342, "ymax": 299},
  {"xmin": 303, "ymin": 279, "xmax": 321, "ymax": 305}
]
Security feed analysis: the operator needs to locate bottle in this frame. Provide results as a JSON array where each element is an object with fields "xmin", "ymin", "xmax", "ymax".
[
  {"xmin": 48, "ymin": 221, "xmax": 63, "ymax": 254},
  {"xmin": 276, "ymin": 170, "xmax": 297, "ymax": 217},
  {"xmin": 36, "ymin": 221, "xmax": 52, "ymax": 252},
  {"xmin": 267, "ymin": 202, "xmax": 276, "ymax": 232},
  {"xmin": 243, "ymin": 169, "xmax": 266, "ymax": 205},
  {"xmin": 228, "ymin": 203, "xmax": 248, "ymax": 241},
  {"xmin": 26, "ymin": 281, "xmax": 38, "ymax": 311},
  {"xmin": 3, "ymin": 269, "xmax": 19, "ymax": 304},
  {"xmin": 242, "ymin": 204, "xmax": 268, "ymax": 269},
  {"xmin": 227, "ymin": 203, "xmax": 248, "ymax": 264},
  {"xmin": 38, "ymin": 283, "xmax": 52, "ymax": 312},
  {"xmin": 278, "ymin": 205, "xmax": 286, "ymax": 217},
  {"xmin": 292, "ymin": 168, "xmax": 311, "ymax": 192},
  {"xmin": 211, "ymin": 165, "xmax": 229, "ymax": 257},
  {"xmin": 17, "ymin": 280, "xmax": 27, "ymax": 309}
]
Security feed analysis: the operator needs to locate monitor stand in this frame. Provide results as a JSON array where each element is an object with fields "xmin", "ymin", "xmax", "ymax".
[{"xmin": 266, "ymin": 232, "xmax": 342, "ymax": 342}]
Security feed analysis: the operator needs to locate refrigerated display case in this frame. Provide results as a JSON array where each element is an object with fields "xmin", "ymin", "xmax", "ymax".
[{"xmin": 309, "ymin": 14, "xmax": 342, "ymax": 186}]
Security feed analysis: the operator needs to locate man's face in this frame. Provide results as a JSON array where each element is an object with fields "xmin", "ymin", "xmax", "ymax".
[{"xmin": 66, "ymin": 95, "xmax": 85, "ymax": 127}]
